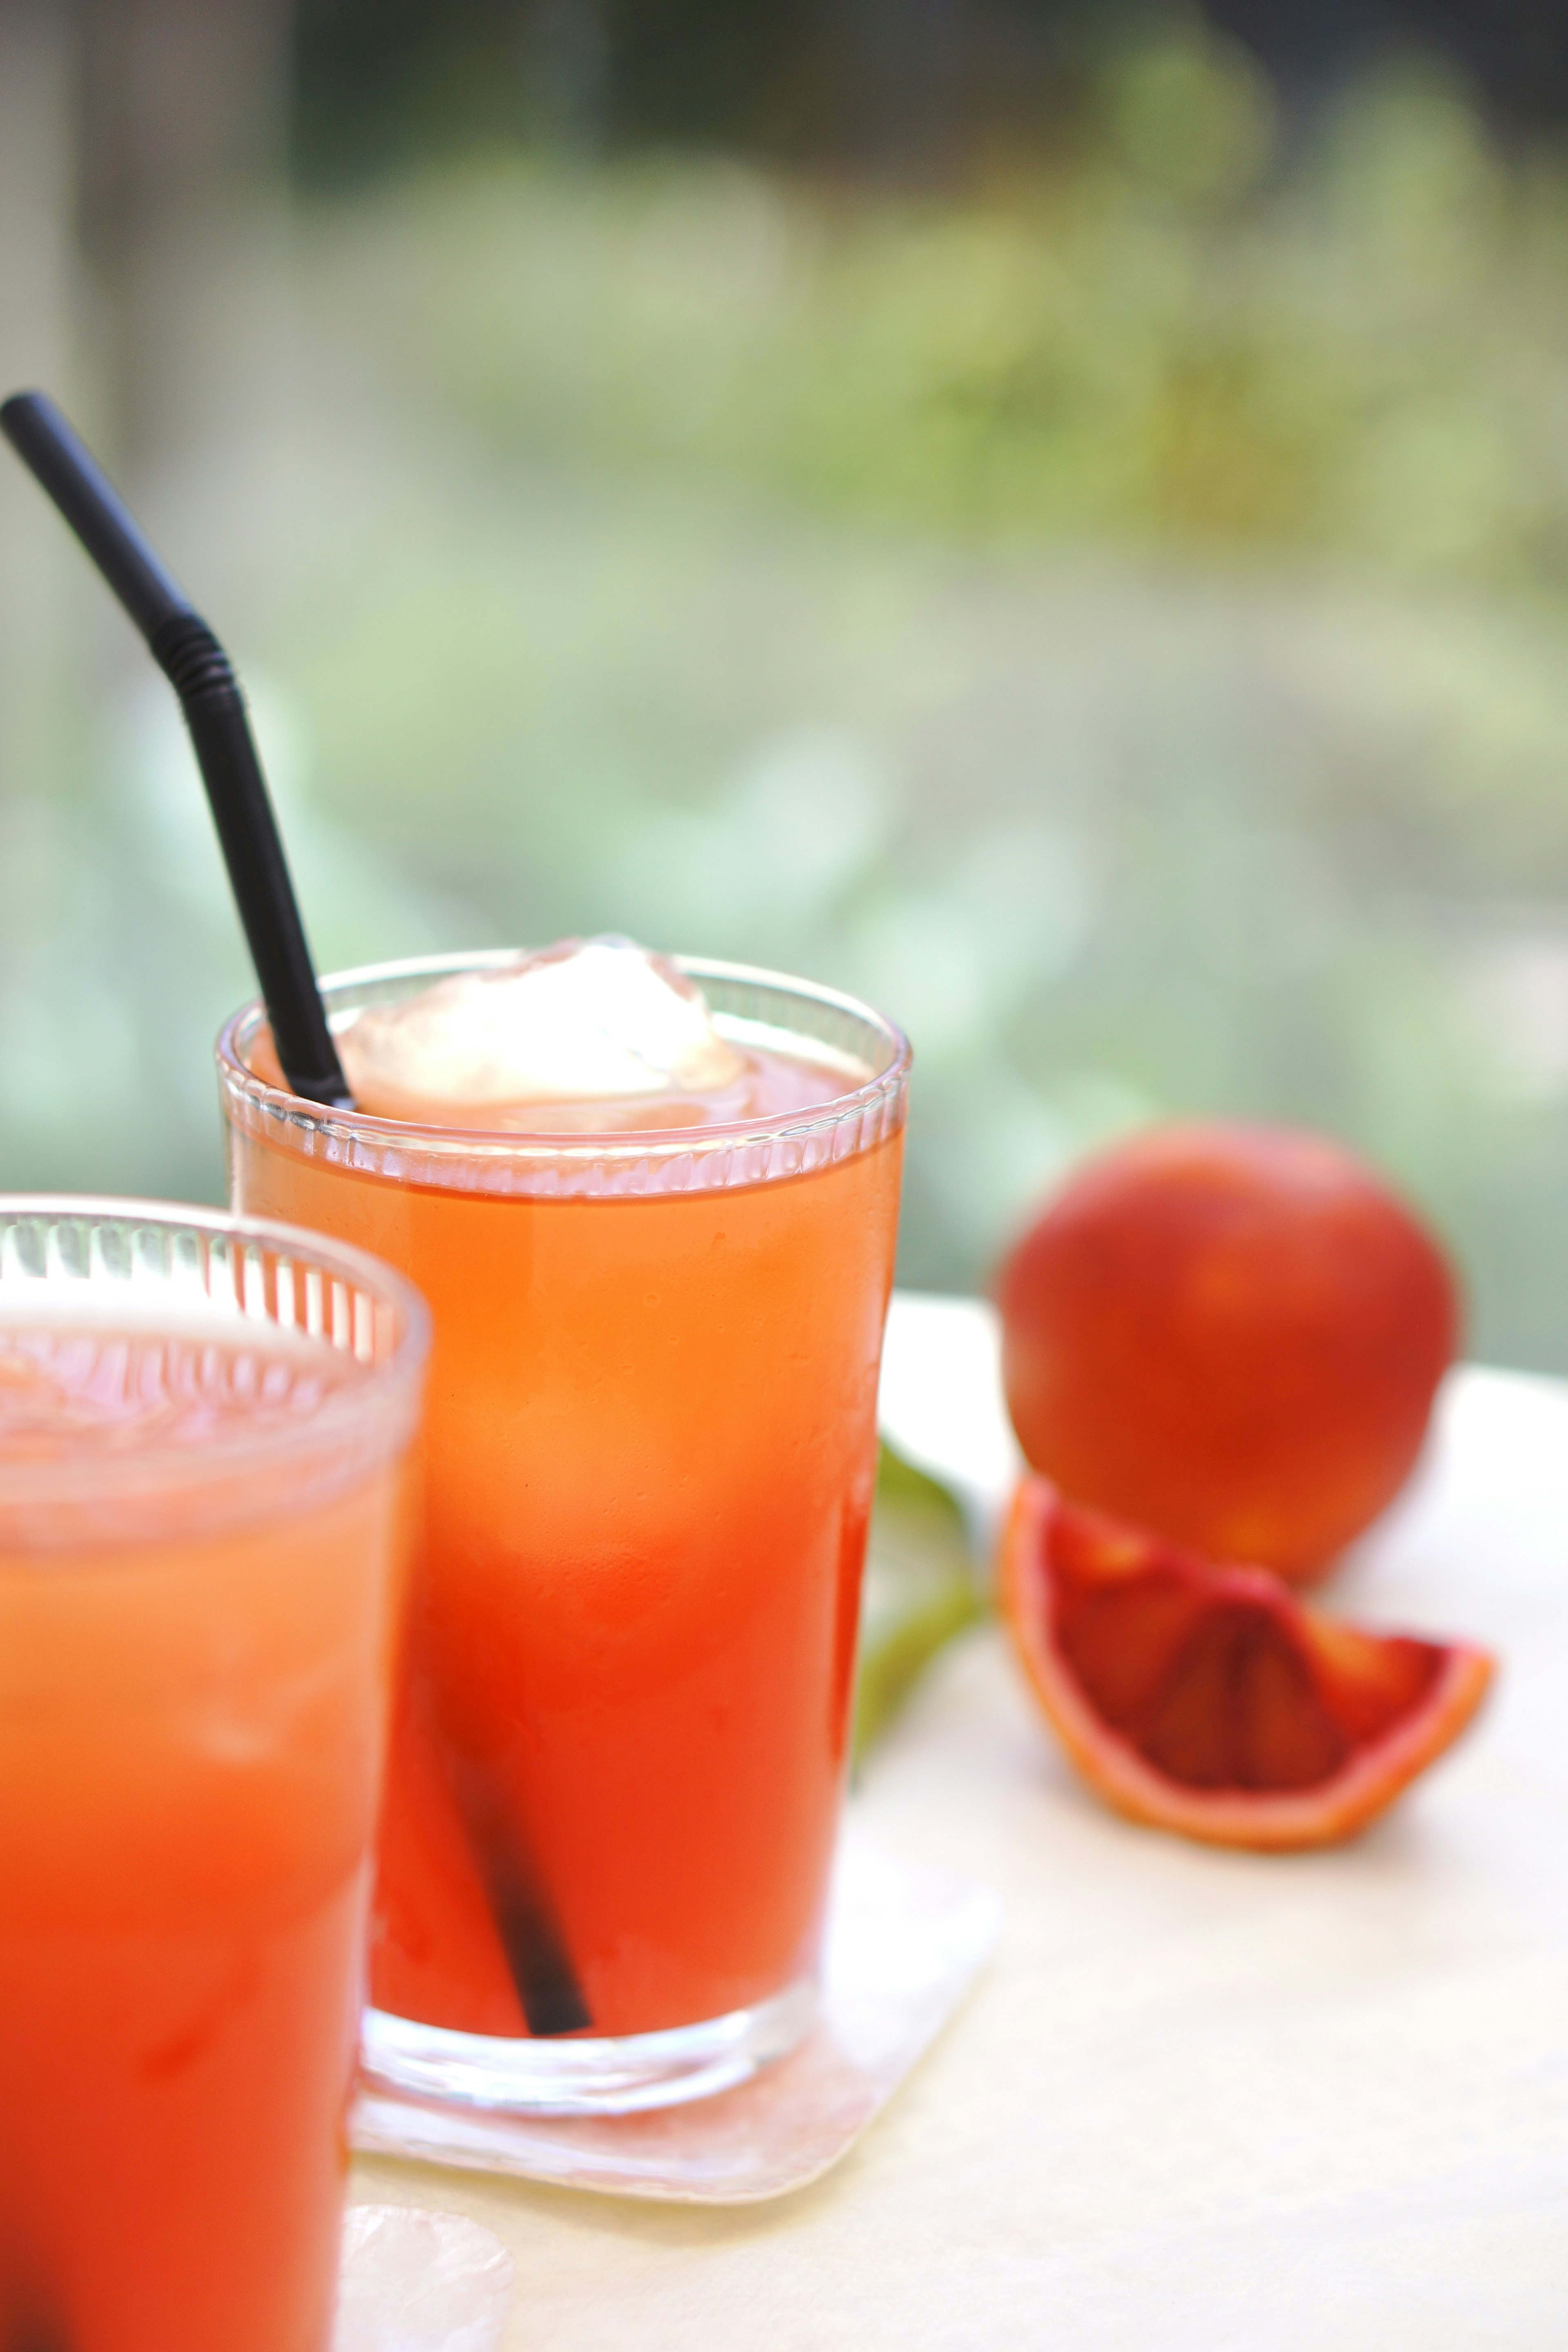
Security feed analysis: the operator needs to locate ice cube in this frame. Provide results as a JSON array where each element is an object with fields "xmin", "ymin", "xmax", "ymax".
[{"xmin": 338, "ymin": 938, "xmax": 744, "ymax": 1120}]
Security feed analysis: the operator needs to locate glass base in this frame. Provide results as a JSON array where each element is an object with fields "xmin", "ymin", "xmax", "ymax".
[{"xmin": 360, "ymin": 1976, "xmax": 817, "ymax": 2119}]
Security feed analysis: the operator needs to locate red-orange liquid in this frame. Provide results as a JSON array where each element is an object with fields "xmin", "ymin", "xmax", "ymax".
[
  {"xmin": 0, "ymin": 1331, "xmax": 405, "ymax": 2351},
  {"xmin": 231, "ymin": 1038, "xmax": 903, "ymax": 2039}
]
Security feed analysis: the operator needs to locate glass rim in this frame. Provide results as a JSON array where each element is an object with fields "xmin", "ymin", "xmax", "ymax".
[
  {"xmin": 216, "ymin": 950, "xmax": 912, "ymax": 1167},
  {"xmin": 0, "ymin": 1195, "xmax": 431, "ymax": 1518}
]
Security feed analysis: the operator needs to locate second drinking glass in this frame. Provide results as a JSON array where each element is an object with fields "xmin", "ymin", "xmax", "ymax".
[
  {"xmin": 218, "ymin": 951, "xmax": 909, "ymax": 2114},
  {"xmin": 0, "ymin": 1199, "xmax": 428, "ymax": 2350}
]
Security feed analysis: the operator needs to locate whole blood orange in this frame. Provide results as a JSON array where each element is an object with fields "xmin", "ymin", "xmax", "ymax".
[
  {"xmin": 1000, "ymin": 1478, "xmax": 1493, "ymax": 1849},
  {"xmin": 995, "ymin": 1122, "xmax": 1459, "ymax": 1581}
]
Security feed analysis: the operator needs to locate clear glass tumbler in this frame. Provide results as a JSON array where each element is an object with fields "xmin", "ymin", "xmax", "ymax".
[
  {"xmin": 218, "ymin": 953, "xmax": 909, "ymax": 2115},
  {"xmin": 0, "ymin": 1199, "xmax": 428, "ymax": 2352}
]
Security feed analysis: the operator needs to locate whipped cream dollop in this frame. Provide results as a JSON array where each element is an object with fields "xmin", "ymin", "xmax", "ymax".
[{"xmin": 337, "ymin": 939, "xmax": 748, "ymax": 1127}]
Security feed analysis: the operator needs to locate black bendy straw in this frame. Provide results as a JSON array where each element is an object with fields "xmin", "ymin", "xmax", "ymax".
[
  {"xmin": 0, "ymin": 390, "xmax": 349, "ymax": 1108},
  {"xmin": 2, "ymin": 386, "xmax": 592, "ymax": 2040}
]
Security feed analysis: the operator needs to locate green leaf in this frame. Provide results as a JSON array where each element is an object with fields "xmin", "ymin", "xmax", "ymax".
[{"xmin": 852, "ymin": 1440, "xmax": 987, "ymax": 1771}]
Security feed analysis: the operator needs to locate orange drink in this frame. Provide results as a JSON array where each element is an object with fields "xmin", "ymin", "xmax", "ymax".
[
  {"xmin": 218, "ymin": 952, "xmax": 908, "ymax": 2113},
  {"xmin": 0, "ymin": 1202, "xmax": 427, "ymax": 2351}
]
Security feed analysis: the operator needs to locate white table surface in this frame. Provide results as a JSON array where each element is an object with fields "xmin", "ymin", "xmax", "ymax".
[{"xmin": 351, "ymin": 1296, "xmax": 1568, "ymax": 2350}]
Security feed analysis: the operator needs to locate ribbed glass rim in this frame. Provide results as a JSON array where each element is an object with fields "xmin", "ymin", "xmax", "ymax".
[
  {"xmin": 215, "ymin": 951, "xmax": 911, "ymax": 1181},
  {"xmin": 0, "ymin": 1196, "xmax": 430, "ymax": 1517}
]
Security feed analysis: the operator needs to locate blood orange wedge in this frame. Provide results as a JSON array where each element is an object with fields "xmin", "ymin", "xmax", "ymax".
[{"xmin": 1000, "ymin": 1478, "xmax": 1494, "ymax": 1850}]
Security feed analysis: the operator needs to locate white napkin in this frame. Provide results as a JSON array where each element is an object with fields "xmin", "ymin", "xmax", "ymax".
[
  {"xmin": 334, "ymin": 2207, "xmax": 513, "ymax": 2351},
  {"xmin": 352, "ymin": 1836, "xmax": 1000, "ymax": 2202}
]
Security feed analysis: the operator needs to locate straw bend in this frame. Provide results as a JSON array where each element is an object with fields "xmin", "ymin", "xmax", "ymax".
[{"xmin": 150, "ymin": 610, "xmax": 240, "ymax": 702}]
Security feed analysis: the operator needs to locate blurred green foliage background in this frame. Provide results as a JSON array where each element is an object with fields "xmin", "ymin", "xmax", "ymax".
[{"xmin": 5, "ymin": 5, "xmax": 1568, "ymax": 1366}]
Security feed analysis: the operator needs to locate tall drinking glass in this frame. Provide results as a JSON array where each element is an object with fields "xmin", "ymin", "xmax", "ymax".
[
  {"xmin": 0, "ymin": 1200, "xmax": 428, "ymax": 2352},
  {"xmin": 218, "ymin": 953, "xmax": 909, "ymax": 2114}
]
